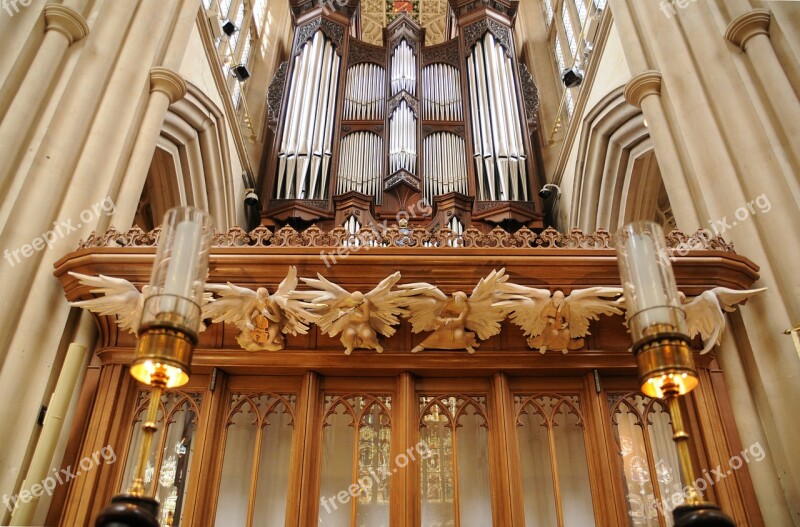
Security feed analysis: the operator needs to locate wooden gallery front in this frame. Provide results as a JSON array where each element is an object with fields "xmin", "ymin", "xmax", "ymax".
[{"xmin": 50, "ymin": 226, "xmax": 764, "ymax": 527}]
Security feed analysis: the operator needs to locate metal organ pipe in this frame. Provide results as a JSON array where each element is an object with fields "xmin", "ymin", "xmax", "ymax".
[
  {"xmin": 466, "ymin": 32, "xmax": 529, "ymax": 202},
  {"xmin": 343, "ymin": 63, "xmax": 386, "ymax": 121},
  {"xmin": 336, "ymin": 132, "xmax": 383, "ymax": 203},
  {"xmin": 389, "ymin": 100, "xmax": 417, "ymax": 175},
  {"xmin": 276, "ymin": 31, "xmax": 340, "ymax": 200},
  {"xmin": 422, "ymin": 132, "xmax": 467, "ymax": 203},
  {"xmin": 422, "ymin": 63, "xmax": 463, "ymax": 121},
  {"xmin": 391, "ymin": 40, "xmax": 416, "ymax": 96}
]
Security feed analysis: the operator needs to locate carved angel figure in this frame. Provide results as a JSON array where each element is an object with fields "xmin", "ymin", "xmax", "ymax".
[
  {"xmin": 681, "ymin": 287, "xmax": 766, "ymax": 354},
  {"xmin": 398, "ymin": 269, "xmax": 509, "ymax": 354},
  {"xmin": 202, "ymin": 266, "xmax": 317, "ymax": 351},
  {"xmin": 69, "ymin": 272, "xmax": 150, "ymax": 335},
  {"xmin": 69, "ymin": 272, "xmax": 211, "ymax": 334},
  {"xmin": 494, "ymin": 285, "xmax": 623, "ymax": 354},
  {"xmin": 290, "ymin": 272, "xmax": 407, "ymax": 355}
]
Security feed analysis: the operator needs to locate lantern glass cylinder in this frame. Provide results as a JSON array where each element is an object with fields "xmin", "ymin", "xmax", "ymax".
[
  {"xmin": 131, "ymin": 207, "xmax": 213, "ymax": 388},
  {"xmin": 616, "ymin": 221, "xmax": 698, "ymax": 398},
  {"xmin": 615, "ymin": 221, "xmax": 687, "ymax": 341}
]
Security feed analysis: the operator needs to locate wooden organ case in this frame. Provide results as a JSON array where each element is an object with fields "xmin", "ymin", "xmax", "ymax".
[
  {"xmin": 46, "ymin": 1, "xmax": 767, "ymax": 527},
  {"xmin": 263, "ymin": 0, "xmax": 544, "ymax": 232}
]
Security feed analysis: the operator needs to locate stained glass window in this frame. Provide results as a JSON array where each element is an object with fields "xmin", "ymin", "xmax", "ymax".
[
  {"xmin": 318, "ymin": 394, "xmax": 392, "ymax": 527},
  {"xmin": 419, "ymin": 395, "xmax": 492, "ymax": 527}
]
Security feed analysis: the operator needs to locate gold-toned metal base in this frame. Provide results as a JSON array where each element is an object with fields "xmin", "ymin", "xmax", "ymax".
[
  {"xmin": 130, "ymin": 326, "xmax": 196, "ymax": 388},
  {"xmin": 634, "ymin": 333, "xmax": 698, "ymax": 398},
  {"xmin": 128, "ymin": 383, "xmax": 163, "ymax": 497}
]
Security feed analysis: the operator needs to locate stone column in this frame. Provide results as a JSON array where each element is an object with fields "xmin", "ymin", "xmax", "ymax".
[
  {"xmin": 0, "ymin": 5, "xmax": 89, "ymax": 204},
  {"xmin": 716, "ymin": 317, "xmax": 794, "ymax": 526},
  {"xmin": 624, "ymin": 71, "xmax": 702, "ymax": 229},
  {"xmin": 725, "ymin": 9, "xmax": 800, "ymax": 168},
  {"xmin": 111, "ymin": 68, "xmax": 187, "ymax": 229}
]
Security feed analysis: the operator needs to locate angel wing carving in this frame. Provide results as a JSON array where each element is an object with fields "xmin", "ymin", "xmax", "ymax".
[
  {"xmin": 202, "ymin": 266, "xmax": 317, "ymax": 351},
  {"xmin": 290, "ymin": 272, "xmax": 407, "ymax": 355},
  {"xmin": 398, "ymin": 269, "xmax": 509, "ymax": 354},
  {"xmin": 70, "ymin": 272, "xmax": 213, "ymax": 335},
  {"xmin": 494, "ymin": 285, "xmax": 623, "ymax": 354},
  {"xmin": 682, "ymin": 287, "xmax": 766, "ymax": 354},
  {"xmin": 69, "ymin": 272, "xmax": 146, "ymax": 335}
]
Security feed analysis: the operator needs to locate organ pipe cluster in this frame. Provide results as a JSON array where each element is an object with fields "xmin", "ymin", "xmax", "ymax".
[
  {"xmin": 466, "ymin": 32, "xmax": 528, "ymax": 202},
  {"xmin": 391, "ymin": 40, "xmax": 416, "ymax": 96},
  {"xmin": 422, "ymin": 64, "xmax": 463, "ymax": 121},
  {"xmin": 276, "ymin": 31, "xmax": 341, "ymax": 200},
  {"xmin": 336, "ymin": 132, "xmax": 384, "ymax": 203},
  {"xmin": 343, "ymin": 63, "xmax": 385, "ymax": 120},
  {"xmin": 389, "ymin": 101, "xmax": 417, "ymax": 175},
  {"xmin": 423, "ymin": 133, "xmax": 468, "ymax": 203}
]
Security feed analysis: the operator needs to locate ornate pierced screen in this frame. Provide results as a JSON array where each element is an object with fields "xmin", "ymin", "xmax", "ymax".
[
  {"xmin": 121, "ymin": 390, "xmax": 202, "ymax": 527},
  {"xmin": 515, "ymin": 393, "xmax": 596, "ymax": 526},
  {"xmin": 213, "ymin": 393, "xmax": 296, "ymax": 526},
  {"xmin": 318, "ymin": 394, "xmax": 393, "ymax": 527},
  {"xmin": 419, "ymin": 395, "xmax": 492, "ymax": 527},
  {"xmin": 609, "ymin": 393, "xmax": 684, "ymax": 527}
]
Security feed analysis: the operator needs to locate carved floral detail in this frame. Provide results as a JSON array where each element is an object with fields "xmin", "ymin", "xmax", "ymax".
[
  {"xmin": 79, "ymin": 225, "xmax": 737, "ymax": 253},
  {"xmin": 463, "ymin": 18, "xmax": 512, "ymax": 57},
  {"xmin": 518, "ymin": 63, "xmax": 539, "ymax": 131}
]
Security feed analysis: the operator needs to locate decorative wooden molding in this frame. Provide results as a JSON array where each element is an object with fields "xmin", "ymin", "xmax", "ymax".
[
  {"xmin": 388, "ymin": 92, "xmax": 419, "ymax": 117},
  {"xmin": 75, "ymin": 224, "xmax": 738, "ymax": 252},
  {"xmin": 44, "ymin": 5, "xmax": 89, "ymax": 45},
  {"xmin": 422, "ymin": 39, "xmax": 461, "ymax": 68},
  {"xmin": 623, "ymin": 70, "xmax": 662, "ymax": 109},
  {"xmin": 462, "ymin": 18, "xmax": 512, "ymax": 57},
  {"xmin": 266, "ymin": 60, "xmax": 289, "ymax": 129},
  {"xmin": 294, "ymin": 17, "xmax": 346, "ymax": 55},
  {"xmin": 347, "ymin": 39, "xmax": 387, "ymax": 67},
  {"xmin": 725, "ymin": 9, "xmax": 771, "ymax": 51},
  {"xmin": 149, "ymin": 67, "xmax": 187, "ymax": 103},
  {"xmin": 518, "ymin": 63, "xmax": 539, "ymax": 131}
]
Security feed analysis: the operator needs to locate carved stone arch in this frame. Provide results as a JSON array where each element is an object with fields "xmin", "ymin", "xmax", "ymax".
[
  {"xmin": 569, "ymin": 86, "xmax": 674, "ymax": 233},
  {"xmin": 138, "ymin": 82, "xmax": 238, "ymax": 231}
]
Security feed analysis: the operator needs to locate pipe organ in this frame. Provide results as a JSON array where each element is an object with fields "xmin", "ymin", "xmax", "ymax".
[
  {"xmin": 467, "ymin": 32, "xmax": 528, "ymax": 202},
  {"xmin": 337, "ymin": 131, "xmax": 384, "ymax": 202},
  {"xmin": 275, "ymin": 30, "xmax": 340, "ymax": 201},
  {"xmin": 343, "ymin": 63, "xmax": 385, "ymax": 120},
  {"xmin": 390, "ymin": 40, "xmax": 417, "ymax": 96},
  {"xmin": 389, "ymin": 100, "xmax": 417, "ymax": 176},
  {"xmin": 422, "ymin": 63, "xmax": 463, "ymax": 121},
  {"xmin": 423, "ymin": 132, "xmax": 468, "ymax": 203},
  {"xmin": 266, "ymin": 4, "xmax": 542, "ymax": 230}
]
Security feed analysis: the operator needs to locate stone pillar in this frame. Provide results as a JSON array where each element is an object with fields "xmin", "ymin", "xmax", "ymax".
[
  {"xmin": 624, "ymin": 71, "xmax": 703, "ymax": 230},
  {"xmin": 725, "ymin": 9, "xmax": 800, "ymax": 169},
  {"xmin": 607, "ymin": 1, "xmax": 800, "ymax": 520},
  {"xmin": 0, "ymin": 5, "xmax": 89, "ymax": 209},
  {"xmin": 111, "ymin": 68, "xmax": 187, "ymax": 229},
  {"xmin": 716, "ymin": 317, "xmax": 794, "ymax": 526}
]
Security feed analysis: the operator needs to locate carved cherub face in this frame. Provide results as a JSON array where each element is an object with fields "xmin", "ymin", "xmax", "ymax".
[
  {"xmin": 553, "ymin": 290, "xmax": 565, "ymax": 308},
  {"xmin": 453, "ymin": 291, "xmax": 468, "ymax": 305},
  {"xmin": 349, "ymin": 291, "xmax": 365, "ymax": 305}
]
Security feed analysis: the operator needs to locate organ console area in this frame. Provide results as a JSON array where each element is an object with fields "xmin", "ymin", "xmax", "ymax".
[{"xmin": 264, "ymin": 0, "xmax": 543, "ymax": 233}]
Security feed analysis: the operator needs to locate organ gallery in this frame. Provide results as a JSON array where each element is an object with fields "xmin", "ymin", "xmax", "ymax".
[{"xmin": 1, "ymin": 1, "xmax": 798, "ymax": 527}]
